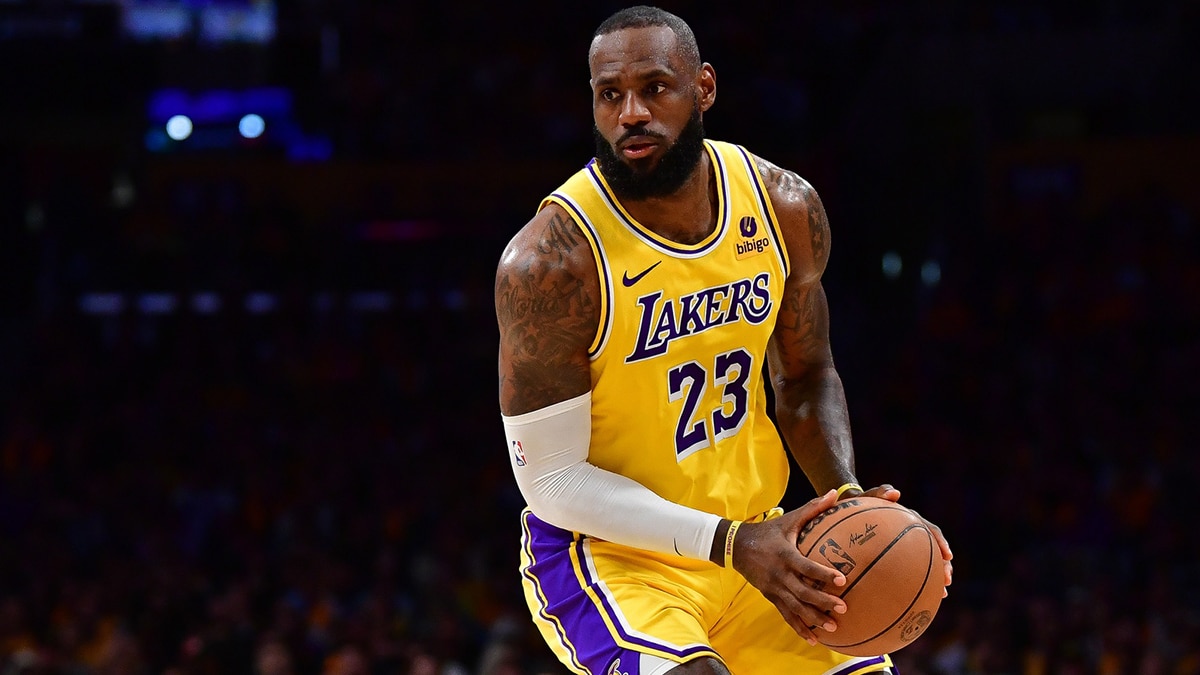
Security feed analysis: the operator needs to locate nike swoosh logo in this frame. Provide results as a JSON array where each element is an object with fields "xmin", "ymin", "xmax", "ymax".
[
  {"xmin": 622, "ymin": 260, "xmax": 662, "ymax": 287},
  {"xmin": 673, "ymin": 538, "xmax": 682, "ymax": 556}
]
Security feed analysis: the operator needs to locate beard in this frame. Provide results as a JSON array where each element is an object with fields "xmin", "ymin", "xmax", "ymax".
[{"xmin": 592, "ymin": 106, "xmax": 706, "ymax": 201}]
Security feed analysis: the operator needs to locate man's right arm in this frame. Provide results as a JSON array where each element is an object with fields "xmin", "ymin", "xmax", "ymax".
[
  {"xmin": 495, "ymin": 204, "xmax": 597, "ymax": 417},
  {"xmin": 494, "ymin": 204, "xmax": 723, "ymax": 561}
]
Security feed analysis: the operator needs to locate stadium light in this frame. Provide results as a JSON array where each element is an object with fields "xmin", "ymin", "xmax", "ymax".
[
  {"xmin": 166, "ymin": 114, "xmax": 193, "ymax": 141},
  {"xmin": 921, "ymin": 260, "xmax": 942, "ymax": 287},
  {"xmin": 881, "ymin": 251, "xmax": 902, "ymax": 280},
  {"xmin": 238, "ymin": 113, "xmax": 265, "ymax": 139}
]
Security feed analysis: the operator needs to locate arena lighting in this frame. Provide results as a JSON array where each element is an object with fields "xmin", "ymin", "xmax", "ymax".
[
  {"xmin": 244, "ymin": 292, "xmax": 279, "ymax": 314},
  {"xmin": 442, "ymin": 289, "xmax": 467, "ymax": 311},
  {"xmin": 312, "ymin": 292, "xmax": 335, "ymax": 313},
  {"xmin": 123, "ymin": 1, "xmax": 277, "ymax": 44},
  {"xmin": 75, "ymin": 291, "xmax": 466, "ymax": 315},
  {"xmin": 136, "ymin": 293, "xmax": 178, "ymax": 315},
  {"xmin": 112, "ymin": 173, "xmax": 136, "ymax": 209},
  {"xmin": 79, "ymin": 293, "xmax": 126, "ymax": 316},
  {"xmin": 149, "ymin": 88, "xmax": 291, "ymax": 125},
  {"xmin": 146, "ymin": 87, "xmax": 331, "ymax": 159},
  {"xmin": 165, "ymin": 114, "xmax": 193, "ymax": 141},
  {"xmin": 347, "ymin": 291, "xmax": 393, "ymax": 312},
  {"xmin": 191, "ymin": 292, "xmax": 223, "ymax": 315},
  {"xmin": 238, "ymin": 113, "xmax": 265, "ymax": 139},
  {"xmin": 881, "ymin": 251, "xmax": 903, "ymax": 280},
  {"xmin": 921, "ymin": 260, "xmax": 942, "ymax": 287}
]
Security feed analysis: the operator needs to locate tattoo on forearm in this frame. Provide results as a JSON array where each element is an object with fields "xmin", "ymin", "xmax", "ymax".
[{"xmin": 778, "ymin": 283, "xmax": 829, "ymax": 364}]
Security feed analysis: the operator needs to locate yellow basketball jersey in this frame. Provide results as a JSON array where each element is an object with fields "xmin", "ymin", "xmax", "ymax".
[{"xmin": 539, "ymin": 140, "xmax": 791, "ymax": 522}]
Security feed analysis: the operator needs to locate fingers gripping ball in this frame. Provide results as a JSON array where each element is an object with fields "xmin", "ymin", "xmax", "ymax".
[{"xmin": 797, "ymin": 497, "xmax": 944, "ymax": 656}]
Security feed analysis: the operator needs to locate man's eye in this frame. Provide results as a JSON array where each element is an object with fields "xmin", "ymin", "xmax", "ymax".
[
  {"xmin": 648, "ymin": 83, "xmax": 666, "ymax": 94},
  {"xmin": 601, "ymin": 89, "xmax": 620, "ymax": 102}
]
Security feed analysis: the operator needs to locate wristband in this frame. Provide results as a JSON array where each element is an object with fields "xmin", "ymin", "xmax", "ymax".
[
  {"xmin": 835, "ymin": 482, "xmax": 864, "ymax": 499},
  {"xmin": 723, "ymin": 520, "xmax": 742, "ymax": 568}
]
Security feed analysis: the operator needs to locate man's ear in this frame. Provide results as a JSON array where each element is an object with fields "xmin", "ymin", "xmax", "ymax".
[{"xmin": 697, "ymin": 63, "xmax": 716, "ymax": 112}]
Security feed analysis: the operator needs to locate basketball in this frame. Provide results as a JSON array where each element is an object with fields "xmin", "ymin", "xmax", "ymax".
[{"xmin": 796, "ymin": 496, "xmax": 944, "ymax": 656}]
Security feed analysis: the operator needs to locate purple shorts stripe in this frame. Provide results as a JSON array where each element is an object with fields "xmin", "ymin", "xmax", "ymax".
[
  {"xmin": 829, "ymin": 655, "xmax": 892, "ymax": 675},
  {"xmin": 521, "ymin": 511, "xmax": 718, "ymax": 670},
  {"xmin": 523, "ymin": 510, "xmax": 623, "ymax": 671},
  {"xmin": 521, "ymin": 512, "xmax": 589, "ymax": 672},
  {"xmin": 570, "ymin": 536, "xmax": 716, "ymax": 660}
]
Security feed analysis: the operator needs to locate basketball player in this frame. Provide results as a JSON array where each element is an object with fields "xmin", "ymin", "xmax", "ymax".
[{"xmin": 494, "ymin": 6, "xmax": 953, "ymax": 674}]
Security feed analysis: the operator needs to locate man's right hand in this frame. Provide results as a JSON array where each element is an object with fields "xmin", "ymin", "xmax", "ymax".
[{"xmin": 730, "ymin": 489, "xmax": 847, "ymax": 645}]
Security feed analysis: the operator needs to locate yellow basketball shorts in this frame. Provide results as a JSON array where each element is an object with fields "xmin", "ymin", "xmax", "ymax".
[{"xmin": 519, "ymin": 508, "xmax": 895, "ymax": 674}]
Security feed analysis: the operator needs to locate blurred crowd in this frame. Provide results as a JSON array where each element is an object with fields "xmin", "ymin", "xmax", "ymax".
[
  {"xmin": 2, "ymin": 1, "xmax": 1200, "ymax": 674},
  {"xmin": 2, "ymin": 170, "xmax": 1198, "ymax": 675}
]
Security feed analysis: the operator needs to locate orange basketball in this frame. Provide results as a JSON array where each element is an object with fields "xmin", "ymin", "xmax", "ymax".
[{"xmin": 796, "ymin": 496, "xmax": 944, "ymax": 657}]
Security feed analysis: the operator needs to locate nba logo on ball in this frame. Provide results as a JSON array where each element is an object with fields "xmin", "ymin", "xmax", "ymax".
[{"xmin": 512, "ymin": 440, "xmax": 527, "ymax": 467}]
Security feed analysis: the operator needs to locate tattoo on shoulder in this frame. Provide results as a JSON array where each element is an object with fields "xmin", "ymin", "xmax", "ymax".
[
  {"xmin": 496, "ymin": 211, "xmax": 596, "ymax": 413},
  {"xmin": 497, "ymin": 212, "xmax": 594, "ymax": 328},
  {"xmin": 536, "ymin": 211, "xmax": 583, "ymax": 257},
  {"xmin": 806, "ymin": 190, "xmax": 829, "ymax": 267},
  {"xmin": 755, "ymin": 157, "xmax": 830, "ymax": 270}
]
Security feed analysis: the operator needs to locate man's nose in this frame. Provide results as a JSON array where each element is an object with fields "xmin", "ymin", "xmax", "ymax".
[{"xmin": 619, "ymin": 93, "xmax": 651, "ymax": 127}]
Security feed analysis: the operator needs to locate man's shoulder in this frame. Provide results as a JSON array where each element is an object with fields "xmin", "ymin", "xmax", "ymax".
[
  {"xmin": 722, "ymin": 146, "xmax": 830, "ymax": 281},
  {"xmin": 741, "ymin": 153, "xmax": 818, "ymax": 219},
  {"xmin": 499, "ymin": 202, "xmax": 596, "ymax": 282},
  {"xmin": 699, "ymin": 140, "xmax": 812, "ymax": 210}
]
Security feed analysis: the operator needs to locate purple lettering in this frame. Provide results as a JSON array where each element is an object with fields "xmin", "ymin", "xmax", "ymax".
[
  {"xmin": 724, "ymin": 279, "xmax": 752, "ymax": 324},
  {"xmin": 703, "ymin": 287, "xmax": 728, "ymax": 327},
  {"xmin": 745, "ymin": 273, "xmax": 772, "ymax": 324},
  {"xmin": 625, "ymin": 291, "xmax": 669, "ymax": 363},
  {"xmin": 624, "ymin": 274, "xmax": 774, "ymax": 364}
]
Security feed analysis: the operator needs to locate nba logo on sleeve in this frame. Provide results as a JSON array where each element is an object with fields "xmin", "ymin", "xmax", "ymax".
[{"xmin": 511, "ymin": 440, "xmax": 527, "ymax": 467}]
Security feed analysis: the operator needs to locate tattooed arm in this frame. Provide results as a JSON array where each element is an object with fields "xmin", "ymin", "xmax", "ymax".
[
  {"xmin": 496, "ymin": 204, "xmax": 597, "ymax": 416},
  {"xmin": 751, "ymin": 156, "xmax": 955, "ymax": 600},
  {"xmin": 753, "ymin": 158, "xmax": 860, "ymax": 496},
  {"xmin": 494, "ymin": 204, "xmax": 729, "ymax": 562},
  {"xmin": 714, "ymin": 158, "xmax": 864, "ymax": 642}
]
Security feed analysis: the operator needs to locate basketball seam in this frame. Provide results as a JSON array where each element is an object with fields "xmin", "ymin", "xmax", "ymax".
[
  {"xmin": 796, "ymin": 505, "xmax": 911, "ymax": 557},
  {"xmin": 822, "ymin": 524, "xmax": 936, "ymax": 649}
]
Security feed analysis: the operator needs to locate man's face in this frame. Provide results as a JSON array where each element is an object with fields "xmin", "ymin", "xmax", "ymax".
[{"xmin": 588, "ymin": 26, "xmax": 713, "ymax": 200}]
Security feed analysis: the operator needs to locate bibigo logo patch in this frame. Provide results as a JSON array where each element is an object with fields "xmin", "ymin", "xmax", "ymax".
[{"xmin": 736, "ymin": 215, "xmax": 770, "ymax": 260}]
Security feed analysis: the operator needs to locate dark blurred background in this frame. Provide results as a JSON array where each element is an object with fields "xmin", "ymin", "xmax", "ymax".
[{"xmin": 1, "ymin": 1, "xmax": 1198, "ymax": 674}]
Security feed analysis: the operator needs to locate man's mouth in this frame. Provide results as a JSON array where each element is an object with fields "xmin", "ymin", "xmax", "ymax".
[
  {"xmin": 622, "ymin": 142, "xmax": 657, "ymax": 159},
  {"xmin": 619, "ymin": 133, "xmax": 661, "ymax": 159}
]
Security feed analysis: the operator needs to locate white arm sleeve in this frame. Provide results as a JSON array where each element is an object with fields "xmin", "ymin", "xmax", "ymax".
[{"xmin": 502, "ymin": 392, "xmax": 721, "ymax": 561}]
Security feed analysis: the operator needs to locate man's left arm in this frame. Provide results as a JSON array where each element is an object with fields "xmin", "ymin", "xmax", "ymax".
[
  {"xmin": 758, "ymin": 157, "xmax": 954, "ymax": 591},
  {"xmin": 757, "ymin": 159, "xmax": 858, "ymax": 494}
]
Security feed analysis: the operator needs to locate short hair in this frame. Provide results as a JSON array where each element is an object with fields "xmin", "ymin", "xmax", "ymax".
[{"xmin": 592, "ymin": 6, "xmax": 702, "ymax": 72}]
